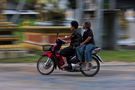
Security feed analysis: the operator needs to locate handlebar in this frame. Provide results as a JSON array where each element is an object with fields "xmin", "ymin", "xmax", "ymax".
[{"xmin": 56, "ymin": 39, "xmax": 66, "ymax": 45}]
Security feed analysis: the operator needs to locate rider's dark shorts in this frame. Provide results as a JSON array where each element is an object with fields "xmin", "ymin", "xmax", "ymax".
[{"xmin": 60, "ymin": 46, "xmax": 75, "ymax": 57}]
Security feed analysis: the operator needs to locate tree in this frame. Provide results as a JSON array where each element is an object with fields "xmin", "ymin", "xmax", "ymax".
[
  {"xmin": 0, "ymin": 0, "xmax": 7, "ymax": 21},
  {"xmin": 67, "ymin": 0, "xmax": 77, "ymax": 9}
]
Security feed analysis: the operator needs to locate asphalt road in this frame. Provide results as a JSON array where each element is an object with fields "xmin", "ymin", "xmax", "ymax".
[{"xmin": 0, "ymin": 62, "xmax": 135, "ymax": 90}]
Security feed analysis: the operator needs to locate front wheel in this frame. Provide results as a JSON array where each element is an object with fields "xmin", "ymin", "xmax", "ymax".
[
  {"xmin": 37, "ymin": 56, "xmax": 55, "ymax": 75},
  {"xmin": 80, "ymin": 57, "xmax": 100, "ymax": 77}
]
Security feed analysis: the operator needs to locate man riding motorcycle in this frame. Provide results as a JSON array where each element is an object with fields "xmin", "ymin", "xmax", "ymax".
[{"xmin": 60, "ymin": 20, "xmax": 82, "ymax": 68}]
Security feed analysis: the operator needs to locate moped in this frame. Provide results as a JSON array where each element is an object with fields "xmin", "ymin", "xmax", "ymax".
[{"xmin": 37, "ymin": 39, "xmax": 103, "ymax": 77}]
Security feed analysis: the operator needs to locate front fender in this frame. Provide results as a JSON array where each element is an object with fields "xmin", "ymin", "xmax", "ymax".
[
  {"xmin": 42, "ymin": 51, "xmax": 52, "ymax": 58},
  {"xmin": 42, "ymin": 51, "xmax": 58, "ymax": 69}
]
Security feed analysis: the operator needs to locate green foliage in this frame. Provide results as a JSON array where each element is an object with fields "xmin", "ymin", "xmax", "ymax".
[
  {"xmin": 103, "ymin": 0, "xmax": 109, "ymax": 9},
  {"xmin": 47, "ymin": 9, "xmax": 65, "ymax": 21},
  {"xmin": 0, "ymin": 55, "xmax": 40, "ymax": 63},
  {"xmin": 67, "ymin": 0, "xmax": 77, "ymax": 9},
  {"xmin": 13, "ymin": 0, "xmax": 34, "ymax": 3}
]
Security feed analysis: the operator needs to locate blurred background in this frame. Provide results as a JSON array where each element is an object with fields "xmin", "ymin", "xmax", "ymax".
[{"xmin": 0, "ymin": 0, "xmax": 135, "ymax": 61}]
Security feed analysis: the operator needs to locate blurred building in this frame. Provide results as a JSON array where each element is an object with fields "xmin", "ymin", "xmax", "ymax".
[
  {"xmin": 116, "ymin": 0, "xmax": 135, "ymax": 46},
  {"xmin": 82, "ymin": 0, "xmax": 96, "ymax": 22},
  {"xmin": 4, "ymin": 0, "xmax": 38, "ymax": 23},
  {"xmin": 0, "ymin": 0, "xmax": 18, "ymax": 46},
  {"xmin": 1, "ymin": 0, "xmax": 135, "ymax": 48},
  {"xmin": 0, "ymin": 0, "xmax": 28, "ymax": 59},
  {"xmin": 78, "ymin": 0, "xmax": 135, "ymax": 48},
  {"xmin": 2, "ymin": 0, "xmax": 67, "ymax": 24}
]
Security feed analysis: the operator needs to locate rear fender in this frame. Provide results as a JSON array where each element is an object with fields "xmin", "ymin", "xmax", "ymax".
[{"xmin": 92, "ymin": 54, "xmax": 103, "ymax": 63}]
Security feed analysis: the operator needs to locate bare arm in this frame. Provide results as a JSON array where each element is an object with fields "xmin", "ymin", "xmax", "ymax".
[
  {"xmin": 58, "ymin": 35, "xmax": 71, "ymax": 44},
  {"xmin": 81, "ymin": 36, "xmax": 91, "ymax": 45},
  {"xmin": 62, "ymin": 36, "xmax": 71, "ymax": 40}
]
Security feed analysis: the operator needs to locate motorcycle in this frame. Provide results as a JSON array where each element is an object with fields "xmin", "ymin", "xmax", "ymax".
[{"xmin": 37, "ymin": 39, "xmax": 103, "ymax": 77}]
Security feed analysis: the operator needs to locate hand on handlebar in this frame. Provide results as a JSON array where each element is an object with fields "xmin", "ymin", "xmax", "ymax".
[
  {"xmin": 57, "ymin": 38, "xmax": 70, "ymax": 44},
  {"xmin": 65, "ymin": 40, "xmax": 70, "ymax": 44}
]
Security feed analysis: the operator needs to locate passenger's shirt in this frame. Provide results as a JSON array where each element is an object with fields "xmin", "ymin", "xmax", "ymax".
[{"xmin": 82, "ymin": 29, "xmax": 95, "ymax": 45}]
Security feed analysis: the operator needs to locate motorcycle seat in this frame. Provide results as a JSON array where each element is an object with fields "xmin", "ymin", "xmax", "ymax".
[{"xmin": 92, "ymin": 47, "xmax": 101, "ymax": 54}]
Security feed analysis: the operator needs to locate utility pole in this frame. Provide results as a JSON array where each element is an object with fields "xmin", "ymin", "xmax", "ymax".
[
  {"xmin": 76, "ymin": 0, "xmax": 83, "ymax": 24},
  {"xmin": 109, "ymin": 0, "xmax": 118, "ymax": 50},
  {"xmin": 95, "ymin": 0, "xmax": 104, "ymax": 48},
  {"xmin": 102, "ymin": 0, "xmax": 118, "ymax": 50}
]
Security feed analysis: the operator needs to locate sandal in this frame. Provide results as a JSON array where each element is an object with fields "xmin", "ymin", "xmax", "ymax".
[{"xmin": 61, "ymin": 64, "xmax": 68, "ymax": 68}]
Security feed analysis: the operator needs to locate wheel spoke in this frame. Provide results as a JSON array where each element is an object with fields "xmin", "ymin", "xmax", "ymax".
[
  {"xmin": 37, "ymin": 56, "xmax": 54, "ymax": 75},
  {"xmin": 43, "ymin": 58, "xmax": 50, "ymax": 67}
]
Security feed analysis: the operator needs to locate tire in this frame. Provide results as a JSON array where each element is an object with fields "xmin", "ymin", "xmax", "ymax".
[
  {"xmin": 80, "ymin": 57, "xmax": 100, "ymax": 77},
  {"xmin": 37, "ymin": 56, "xmax": 55, "ymax": 75}
]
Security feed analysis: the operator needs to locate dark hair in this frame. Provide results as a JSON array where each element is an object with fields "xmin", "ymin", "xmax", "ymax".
[
  {"xmin": 71, "ymin": 20, "xmax": 79, "ymax": 29},
  {"xmin": 84, "ymin": 21, "xmax": 91, "ymax": 26}
]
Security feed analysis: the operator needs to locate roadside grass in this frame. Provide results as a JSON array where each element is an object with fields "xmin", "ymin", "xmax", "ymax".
[
  {"xmin": 0, "ymin": 50, "xmax": 135, "ymax": 63},
  {"xmin": 99, "ymin": 50, "xmax": 135, "ymax": 62},
  {"xmin": 0, "ymin": 55, "xmax": 40, "ymax": 63}
]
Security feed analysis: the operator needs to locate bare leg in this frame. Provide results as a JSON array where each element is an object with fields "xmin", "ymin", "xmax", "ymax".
[
  {"xmin": 81, "ymin": 61, "xmax": 91, "ymax": 70},
  {"xmin": 61, "ymin": 57, "xmax": 68, "ymax": 68},
  {"xmin": 85, "ymin": 61, "xmax": 91, "ymax": 70}
]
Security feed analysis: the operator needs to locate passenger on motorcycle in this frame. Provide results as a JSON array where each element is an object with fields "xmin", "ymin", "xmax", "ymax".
[
  {"xmin": 76, "ymin": 21, "xmax": 96, "ymax": 70},
  {"xmin": 60, "ymin": 21, "xmax": 82, "ymax": 68}
]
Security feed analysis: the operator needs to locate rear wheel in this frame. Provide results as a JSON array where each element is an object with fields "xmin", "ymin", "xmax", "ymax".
[
  {"xmin": 37, "ymin": 56, "xmax": 55, "ymax": 75},
  {"xmin": 80, "ymin": 57, "xmax": 100, "ymax": 77}
]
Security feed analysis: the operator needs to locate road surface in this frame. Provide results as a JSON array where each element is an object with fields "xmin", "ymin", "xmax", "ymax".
[{"xmin": 0, "ymin": 62, "xmax": 135, "ymax": 90}]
